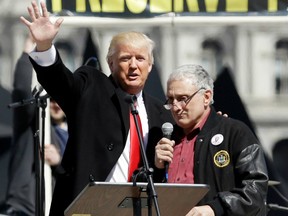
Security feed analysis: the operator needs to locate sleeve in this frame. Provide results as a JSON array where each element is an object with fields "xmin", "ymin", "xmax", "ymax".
[
  {"xmin": 29, "ymin": 45, "xmax": 57, "ymax": 66},
  {"xmin": 210, "ymin": 140, "xmax": 268, "ymax": 216},
  {"xmin": 29, "ymin": 50, "xmax": 76, "ymax": 113}
]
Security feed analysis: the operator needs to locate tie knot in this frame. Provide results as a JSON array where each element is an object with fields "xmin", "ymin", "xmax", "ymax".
[
  {"xmin": 129, "ymin": 95, "xmax": 138, "ymax": 109},
  {"xmin": 124, "ymin": 94, "xmax": 137, "ymax": 106}
]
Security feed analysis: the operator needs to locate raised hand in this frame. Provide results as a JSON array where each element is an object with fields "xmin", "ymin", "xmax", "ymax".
[{"xmin": 20, "ymin": 1, "xmax": 64, "ymax": 52}]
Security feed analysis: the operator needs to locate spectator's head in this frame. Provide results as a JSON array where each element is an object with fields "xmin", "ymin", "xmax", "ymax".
[{"xmin": 50, "ymin": 98, "xmax": 66, "ymax": 125}]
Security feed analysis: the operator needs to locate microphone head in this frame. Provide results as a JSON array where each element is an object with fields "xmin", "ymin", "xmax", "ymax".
[
  {"xmin": 162, "ymin": 122, "xmax": 174, "ymax": 136},
  {"xmin": 32, "ymin": 85, "xmax": 44, "ymax": 97}
]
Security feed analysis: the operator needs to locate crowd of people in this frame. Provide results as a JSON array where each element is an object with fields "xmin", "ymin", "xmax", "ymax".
[{"xmin": 0, "ymin": 1, "xmax": 270, "ymax": 215}]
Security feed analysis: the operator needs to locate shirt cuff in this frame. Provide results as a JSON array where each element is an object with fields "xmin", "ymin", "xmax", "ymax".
[{"xmin": 29, "ymin": 45, "xmax": 57, "ymax": 67}]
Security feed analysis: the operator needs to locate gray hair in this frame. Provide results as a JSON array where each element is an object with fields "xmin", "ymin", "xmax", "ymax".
[
  {"xmin": 106, "ymin": 31, "xmax": 155, "ymax": 64},
  {"xmin": 167, "ymin": 64, "xmax": 214, "ymax": 104}
]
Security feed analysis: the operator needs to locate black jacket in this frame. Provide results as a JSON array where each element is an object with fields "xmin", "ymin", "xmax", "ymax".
[
  {"xmin": 30, "ymin": 51, "xmax": 173, "ymax": 216},
  {"xmin": 172, "ymin": 107, "xmax": 268, "ymax": 215}
]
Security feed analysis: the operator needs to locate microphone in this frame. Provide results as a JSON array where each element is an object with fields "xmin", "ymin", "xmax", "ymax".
[
  {"xmin": 161, "ymin": 122, "xmax": 174, "ymax": 182},
  {"xmin": 32, "ymin": 85, "xmax": 44, "ymax": 98}
]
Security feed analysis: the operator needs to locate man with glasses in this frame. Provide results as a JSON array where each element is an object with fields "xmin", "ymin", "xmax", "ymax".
[{"xmin": 155, "ymin": 64, "xmax": 268, "ymax": 216}]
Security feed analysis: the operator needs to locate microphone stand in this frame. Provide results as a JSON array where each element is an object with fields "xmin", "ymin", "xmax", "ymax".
[
  {"xmin": 125, "ymin": 95, "xmax": 161, "ymax": 216},
  {"xmin": 8, "ymin": 92, "xmax": 50, "ymax": 216}
]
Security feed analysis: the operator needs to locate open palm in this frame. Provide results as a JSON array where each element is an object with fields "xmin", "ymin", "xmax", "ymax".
[{"xmin": 20, "ymin": 1, "xmax": 63, "ymax": 51}]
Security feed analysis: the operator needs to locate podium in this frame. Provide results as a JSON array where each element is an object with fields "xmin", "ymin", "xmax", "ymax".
[{"xmin": 65, "ymin": 182, "xmax": 209, "ymax": 216}]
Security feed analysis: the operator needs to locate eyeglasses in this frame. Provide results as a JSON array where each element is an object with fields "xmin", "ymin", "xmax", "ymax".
[{"xmin": 163, "ymin": 87, "xmax": 206, "ymax": 110}]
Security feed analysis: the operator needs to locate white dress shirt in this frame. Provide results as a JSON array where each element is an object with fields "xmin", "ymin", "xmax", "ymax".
[{"xmin": 106, "ymin": 92, "xmax": 149, "ymax": 182}]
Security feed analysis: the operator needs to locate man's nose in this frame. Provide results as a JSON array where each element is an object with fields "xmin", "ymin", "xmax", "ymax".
[
  {"xmin": 129, "ymin": 57, "xmax": 137, "ymax": 68},
  {"xmin": 171, "ymin": 100, "xmax": 182, "ymax": 110}
]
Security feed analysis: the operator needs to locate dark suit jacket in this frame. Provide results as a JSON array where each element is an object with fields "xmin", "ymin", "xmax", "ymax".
[{"xmin": 30, "ymin": 51, "xmax": 174, "ymax": 216}]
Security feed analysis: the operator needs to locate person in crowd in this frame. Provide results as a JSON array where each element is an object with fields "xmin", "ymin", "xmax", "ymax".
[
  {"xmin": 155, "ymin": 64, "xmax": 269, "ymax": 216},
  {"xmin": 20, "ymin": 1, "xmax": 174, "ymax": 215},
  {"xmin": 47, "ymin": 98, "xmax": 68, "ymax": 164},
  {"xmin": 0, "ymin": 35, "xmax": 68, "ymax": 216}
]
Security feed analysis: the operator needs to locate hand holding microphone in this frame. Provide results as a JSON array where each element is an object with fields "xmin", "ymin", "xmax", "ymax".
[{"xmin": 155, "ymin": 122, "xmax": 174, "ymax": 182}]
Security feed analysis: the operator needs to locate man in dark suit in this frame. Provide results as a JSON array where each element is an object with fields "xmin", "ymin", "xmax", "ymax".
[{"xmin": 20, "ymin": 2, "xmax": 173, "ymax": 215}]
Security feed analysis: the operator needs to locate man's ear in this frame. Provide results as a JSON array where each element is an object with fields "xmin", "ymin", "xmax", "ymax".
[
  {"xmin": 148, "ymin": 63, "xmax": 152, "ymax": 73},
  {"xmin": 204, "ymin": 89, "xmax": 212, "ymax": 106},
  {"xmin": 108, "ymin": 60, "xmax": 113, "ymax": 72}
]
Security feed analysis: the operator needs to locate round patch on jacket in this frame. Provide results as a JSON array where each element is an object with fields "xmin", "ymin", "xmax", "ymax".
[
  {"xmin": 211, "ymin": 134, "xmax": 224, "ymax": 146},
  {"xmin": 214, "ymin": 150, "xmax": 230, "ymax": 167}
]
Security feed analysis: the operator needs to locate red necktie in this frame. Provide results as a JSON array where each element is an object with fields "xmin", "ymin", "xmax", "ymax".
[{"xmin": 128, "ymin": 112, "xmax": 142, "ymax": 181}]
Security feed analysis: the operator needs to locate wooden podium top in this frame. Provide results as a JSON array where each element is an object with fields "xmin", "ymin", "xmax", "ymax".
[{"xmin": 65, "ymin": 182, "xmax": 209, "ymax": 216}]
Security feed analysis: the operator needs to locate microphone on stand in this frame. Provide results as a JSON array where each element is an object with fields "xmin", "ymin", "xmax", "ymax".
[
  {"xmin": 32, "ymin": 85, "xmax": 44, "ymax": 98},
  {"xmin": 8, "ymin": 86, "xmax": 50, "ymax": 109},
  {"xmin": 161, "ymin": 122, "xmax": 174, "ymax": 182}
]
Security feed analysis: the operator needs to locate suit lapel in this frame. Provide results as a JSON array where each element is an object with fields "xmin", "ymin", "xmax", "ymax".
[
  {"xmin": 107, "ymin": 75, "xmax": 130, "ymax": 135},
  {"xmin": 113, "ymin": 87, "xmax": 130, "ymax": 135},
  {"xmin": 143, "ymin": 93, "xmax": 160, "ymax": 129}
]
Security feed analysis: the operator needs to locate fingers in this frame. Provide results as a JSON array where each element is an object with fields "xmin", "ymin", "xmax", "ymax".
[
  {"xmin": 186, "ymin": 206, "xmax": 215, "ymax": 216},
  {"xmin": 27, "ymin": 1, "xmax": 49, "ymax": 20},
  {"xmin": 217, "ymin": 111, "xmax": 228, "ymax": 118},
  {"xmin": 55, "ymin": 17, "xmax": 64, "ymax": 28},
  {"xmin": 40, "ymin": 1, "xmax": 49, "ymax": 18},
  {"xmin": 31, "ymin": 1, "xmax": 64, "ymax": 28},
  {"xmin": 32, "ymin": 1, "xmax": 41, "ymax": 19},
  {"xmin": 155, "ymin": 138, "xmax": 175, "ymax": 168},
  {"xmin": 21, "ymin": 0, "xmax": 63, "ymax": 28},
  {"xmin": 19, "ymin": 16, "xmax": 31, "ymax": 27},
  {"xmin": 28, "ymin": 5, "xmax": 37, "ymax": 21},
  {"xmin": 44, "ymin": 144, "xmax": 61, "ymax": 165},
  {"xmin": 21, "ymin": 1, "xmax": 40, "ymax": 24}
]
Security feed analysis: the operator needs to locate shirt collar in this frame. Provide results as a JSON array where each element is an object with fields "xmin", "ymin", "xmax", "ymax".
[
  {"xmin": 198, "ymin": 109, "xmax": 211, "ymax": 130},
  {"xmin": 174, "ymin": 109, "xmax": 211, "ymax": 142},
  {"xmin": 135, "ymin": 91, "xmax": 143, "ymax": 106}
]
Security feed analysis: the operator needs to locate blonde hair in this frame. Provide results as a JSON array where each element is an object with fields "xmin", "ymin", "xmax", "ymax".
[{"xmin": 106, "ymin": 31, "xmax": 155, "ymax": 64}]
